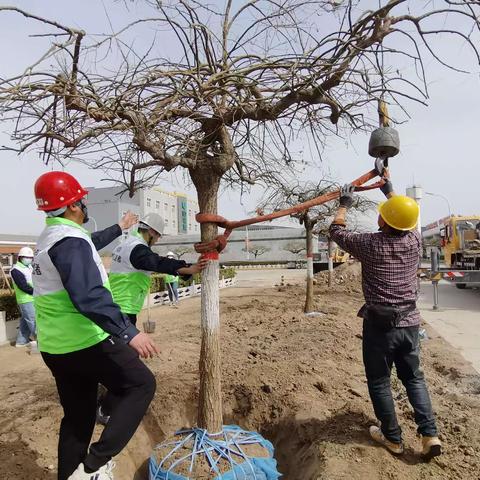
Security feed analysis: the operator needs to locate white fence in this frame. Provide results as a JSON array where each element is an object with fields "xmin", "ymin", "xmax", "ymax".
[
  {"xmin": 0, "ymin": 312, "xmax": 19, "ymax": 346},
  {"xmin": 232, "ymin": 264, "xmax": 285, "ymax": 270},
  {"xmin": 144, "ymin": 277, "xmax": 237, "ymax": 307},
  {"xmin": 0, "ymin": 278, "xmax": 237, "ymax": 346}
]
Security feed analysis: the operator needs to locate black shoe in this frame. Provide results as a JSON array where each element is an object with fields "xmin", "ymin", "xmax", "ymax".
[{"xmin": 96, "ymin": 405, "xmax": 110, "ymax": 426}]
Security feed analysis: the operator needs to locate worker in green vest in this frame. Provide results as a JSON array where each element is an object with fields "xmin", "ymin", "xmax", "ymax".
[
  {"xmin": 33, "ymin": 171, "xmax": 154, "ymax": 480},
  {"xmin": 97, "ymin": 214, "xmax": 206, "ymax": 426},
  {"xmin": 109, "ymin": 213, "xmax": 206, "ymax": 325},
  {"xmin": 165, "ymin": 252, "xmax": 180, "ymax": 307},
  {"xmin": 10, "ymin": 246, "xmax": 37, "ymax": 348}
]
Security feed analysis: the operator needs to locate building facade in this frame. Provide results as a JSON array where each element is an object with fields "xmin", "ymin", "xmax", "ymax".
[
  {"xmin": 85, "ymin": 185, "xmax": 199, "ymax": 251},
  {"xmin": 154, "ymin": 225, "xmax": 319, "ymax": 264},
  {"xmin": 138, "ymin": 188, "xmax": 199, "ymax": 236}
]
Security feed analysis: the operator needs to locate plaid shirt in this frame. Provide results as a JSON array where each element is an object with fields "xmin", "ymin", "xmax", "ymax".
[{"xmin": 329, "ymin": 224, "xmax": 421, "ymax": 327}]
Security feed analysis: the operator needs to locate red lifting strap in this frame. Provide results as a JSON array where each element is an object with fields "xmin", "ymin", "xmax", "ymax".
[{"xmin": 194, "ymin": 168, "xmax": 384, "ymax": 255}]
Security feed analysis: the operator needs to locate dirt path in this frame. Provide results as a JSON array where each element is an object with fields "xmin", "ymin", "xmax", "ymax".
[{"xmin": 1, "ymin": 267, "xmax": 479, "ymax": 479}]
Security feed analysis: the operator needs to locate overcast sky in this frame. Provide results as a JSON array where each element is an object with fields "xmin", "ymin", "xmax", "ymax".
[{"xmin": 1, "ymin": 1, "xmax": 479, "ymax": 235}]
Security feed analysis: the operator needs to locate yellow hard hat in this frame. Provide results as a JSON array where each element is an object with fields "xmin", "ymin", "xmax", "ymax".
[{"xmin": 378, "ymin": 195, "xmax": 419, "ymax": 231}]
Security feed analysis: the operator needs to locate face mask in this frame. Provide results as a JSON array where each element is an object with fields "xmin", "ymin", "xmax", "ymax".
[
  {"xmin": 78, "ymin": 199, "xmax": 89, "ymax": 224},
  {"xmin": 21, "ymin": 258, "xmax": 33, "ymax": 266}
]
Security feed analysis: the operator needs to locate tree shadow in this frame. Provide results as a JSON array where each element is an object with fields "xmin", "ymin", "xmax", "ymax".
[{"xmin": 134, "ymin": 458, "xmax": 149, "ymax": 480}]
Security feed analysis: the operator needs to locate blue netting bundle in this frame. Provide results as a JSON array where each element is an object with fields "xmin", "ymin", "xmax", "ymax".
[{"xmin": 149, "ymin": 425, "xmax": 281, "ymax": 480}]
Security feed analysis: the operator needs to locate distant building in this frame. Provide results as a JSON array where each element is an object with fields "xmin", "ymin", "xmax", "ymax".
[
  {"xmin": 154, "ymin": 224, "xmax": 320, "ymax": 263},
  {"xmin": 85, "ymin": 186, "xmax": 199, "ymax": 252}
]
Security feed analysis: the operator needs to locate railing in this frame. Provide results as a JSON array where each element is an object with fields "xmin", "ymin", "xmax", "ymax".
[{"xmin": 145, "ymin": 277, "xmax": 237, "ymax": 307}]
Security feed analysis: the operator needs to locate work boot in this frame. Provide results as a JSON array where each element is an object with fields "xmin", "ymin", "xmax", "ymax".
[
  {"xmin": 68, "ymin": 461, "xmax": 115, "ymax": 479},
  {"xmin": 369, "ymin": 426, "xmax": 404, "ymax": 455},
  {"xmin": 420, "ymin": 435, "xmax": 442, "ymax": 460}
]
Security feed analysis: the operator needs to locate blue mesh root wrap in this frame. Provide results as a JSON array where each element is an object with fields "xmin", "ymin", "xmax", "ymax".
[{"xmin": 149, "ymin": 425, "xmax": 281, "ymax": 480}]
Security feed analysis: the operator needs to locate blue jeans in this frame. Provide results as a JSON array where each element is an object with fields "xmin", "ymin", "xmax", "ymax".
[
  {"xmin": 362, "ymin": 319, "xmax": 437, "ymax": 443},
  {"xmin": 166, "ymin": 282, "xmax": 179, "ymax": 302},
  {"xmin": 16, "ymin": 302, "xmax": 36, "ymax": 345}
]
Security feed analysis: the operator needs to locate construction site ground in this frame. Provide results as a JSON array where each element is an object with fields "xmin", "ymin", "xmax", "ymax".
[{"xmin": 1, "ymin": 264, "xmax": 479, "ymax": 480}]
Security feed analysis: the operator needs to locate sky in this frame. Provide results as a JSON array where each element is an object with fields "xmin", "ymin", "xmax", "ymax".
[{"xmin": 1, "ymin": 1, "xmax": 479, "ymax": 235}]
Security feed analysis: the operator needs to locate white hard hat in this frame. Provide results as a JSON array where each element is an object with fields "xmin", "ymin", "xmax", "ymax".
[
  {"xmin": 18, "ymin": 247, "xmax": 34, "ymax": 258},
  {"xmin": 139, "ymin": 213, "xmax": 165, "ymax": 235},
  {"xmin": 166, "ymin": 251, "xmax": 175, "ymax": 258}
]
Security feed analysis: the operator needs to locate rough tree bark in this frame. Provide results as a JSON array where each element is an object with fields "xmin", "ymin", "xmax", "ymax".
[
  {"xmin": 190, "ymin": 170, "xmax": 223, "ymax": 432},
  {"xmin": 328, "ymin": 239, "xmax": 335, "ymax": 288}
]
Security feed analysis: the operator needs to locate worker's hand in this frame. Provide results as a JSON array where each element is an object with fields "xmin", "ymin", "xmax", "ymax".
[
  {"xmin": 178, "ymin": 256, "xmax": 209, "ymax": 275},
  {"xmin": 129, "ymin": 332, "xmax": 159, "ymax": 359},
  {"xmin": 339, "ymin": 184, "xmax": 355, "ymax": 209},
  {"xmin": 118, "ymin": 211, "xmax": 139, "ymax": 231}
]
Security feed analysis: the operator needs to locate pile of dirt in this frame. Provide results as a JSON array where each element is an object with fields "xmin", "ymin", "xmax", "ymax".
[
  {"xmin": 314, "ymin": 261, "xmax": 363, "ymax": 292},
  {"xmin": 1, "ymin": 264, "xmax": 479, "ymax": 479}
]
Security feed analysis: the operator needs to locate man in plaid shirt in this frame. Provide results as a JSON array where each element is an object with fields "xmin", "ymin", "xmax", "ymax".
[{"xmin": 329, "ymin": 180, "xmax": 441, "ymax": 460}]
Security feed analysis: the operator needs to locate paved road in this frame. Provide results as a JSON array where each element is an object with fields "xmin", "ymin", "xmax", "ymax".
[
  {"xmin": 418, "ymin": 281, "xmax": 480, "ymax": 373},
  {"xmin": 234, "ymin": 268, "xmax": 306, "ymax": 288}
]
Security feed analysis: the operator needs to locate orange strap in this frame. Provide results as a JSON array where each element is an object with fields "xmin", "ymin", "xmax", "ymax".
[{"xmin": 194, "ymin": 168, "xmax": 384, "ymax": 255}]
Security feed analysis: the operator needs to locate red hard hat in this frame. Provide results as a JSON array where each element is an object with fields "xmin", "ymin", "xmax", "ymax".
[{"xmin": 34, "ymin": 171, "xmax": 88, "ymax": 211}]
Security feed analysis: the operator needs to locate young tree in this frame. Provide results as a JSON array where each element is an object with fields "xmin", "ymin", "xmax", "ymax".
[
  {"xmin": 242, "ymin": 244, "xmax": 270, "ymax": 259},
  {"xmin": 1, "ymin": 1, "xmax": 479, "ymax": 434},
  {"xmin": 262, "ymin": 180, "xmax": 374, "ymax": 312},
  {"xmin": 283, "ymin": 242, "xmax": 307, "ymax": 257}
]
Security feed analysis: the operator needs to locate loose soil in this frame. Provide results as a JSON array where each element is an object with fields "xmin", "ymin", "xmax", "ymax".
[{"xmin": 1, "ymin": 263, "xmax": 479, "ymax": 480}]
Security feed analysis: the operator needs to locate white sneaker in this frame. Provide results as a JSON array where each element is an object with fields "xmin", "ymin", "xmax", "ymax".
[{"xmin": 68, "ymin": 461, "xmax": 115, "ymax": 479}]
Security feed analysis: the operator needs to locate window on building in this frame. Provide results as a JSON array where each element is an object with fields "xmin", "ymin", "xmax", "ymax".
[
  {"xmin": 189, "ymin": 223, "xmax": 191, "ymax": 230},
  {"xmin": 195, "ymin": 224, "xmax": 198, "ymax": 231},
  {"xmin": 165, "ymin": 219, "xmax": 169, "ymax": 225},
  {"xmin": 164, "ymin": 203, "xmax": 168, "ymax": 212},
  {"xmin": 173, "ymin": 220, "xmax": 176, "ymax": 227},
  {"xmin": 156, "ymin": 200, "xmax": 160, "ymax": 209},
  {"xmin": 146, "ymin": 197, "xmax": 151, "ymax": 207},
  {"xmin": 171, "ymin": 205, "xmax": 175, "ymax": 213},
  {"xmin": 189, "ymin": 209, "xmax": 192, "ymax": 217}
]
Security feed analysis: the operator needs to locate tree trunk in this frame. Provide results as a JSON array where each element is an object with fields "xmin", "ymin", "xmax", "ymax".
[
  {"xmin": 328, "ymin": 239, "xmax": 334, "ymax": 288},
  {"xmin": 191, "ymin": 172, "xmax": 223, "ymax": 433},
  {"xmin": 304, "ymin": 222, "xmax": 314, "ymax": 313}
]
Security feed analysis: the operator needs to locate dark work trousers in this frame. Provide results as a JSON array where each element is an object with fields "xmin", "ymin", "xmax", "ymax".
[
  {"xmin": 362, "ymin": 319, "xmax": 438, "ymax": 444},
  {"xmin": 100, "ymin": 312, "xmax": 139, "ymax": 418},
  {"xmin": 42, "ymin": 336, "xmax": 156, "ymax": 480}
]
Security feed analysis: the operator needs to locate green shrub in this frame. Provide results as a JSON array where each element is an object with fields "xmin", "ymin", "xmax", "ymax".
[
  {"xmin": 150, "ymin": 268, "xmax": 235, "ymax": 293},
  {"xmin": 220, "ymin": 267, "xmax": 236, "ymax": 279},
  {"xmin": 0, "ymin": 292, "xmax": 20, "ymax": 321}
]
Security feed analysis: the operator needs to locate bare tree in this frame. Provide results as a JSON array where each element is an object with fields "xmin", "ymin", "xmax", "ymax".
[
  {"xmin": 242, "ymin": 244, "xmax": 270, "ymax": 259},
  {"xmin": 283, "ymin": 241, "xmax": 307, "ymax": 257},
  {"xmin": 1, "ymin": 1, "xmax": 479, "ymax": 434},
  {"xmin": 261, "ymin": 180, "xmax": 374, "ymax": 312},
  {"xmin": 173, "ymin": 246, "xmax": 194, "ymax": 259}
]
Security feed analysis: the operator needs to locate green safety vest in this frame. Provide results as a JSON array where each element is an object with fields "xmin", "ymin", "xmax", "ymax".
[
  {"xmin": 109, "ymin": 231, "xmax": 152, "ymax": 314},
  {"xmin": 33, "ymin": 217, "xmax": 109, "ymax": 354},
  {"xmin": 11, "ymin": 262, "xmax": 34, "ymax": 304}
]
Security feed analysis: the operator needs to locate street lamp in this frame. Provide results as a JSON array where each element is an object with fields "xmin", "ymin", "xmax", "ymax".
[{"xmin": 425, "ymin": 192, "xmax": 452, "ymax": 218}]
